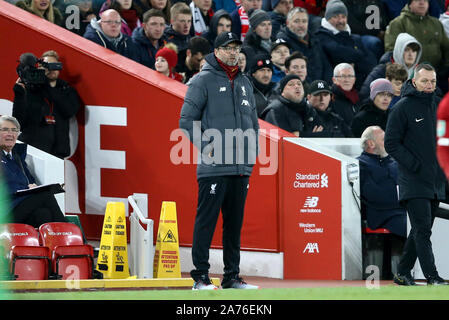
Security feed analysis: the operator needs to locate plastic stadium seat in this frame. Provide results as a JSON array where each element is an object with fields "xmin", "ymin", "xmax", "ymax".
[
  {"xmin": 363, "ymin": 227, "xmax": 391, "ymax": 234},
  {"xmin": 39, "ymin": 222, "xmax": 94, "ymax": 280},
  {"xmin": 0, "ymin": 223, "xmax": 50, "ymax": 280}
]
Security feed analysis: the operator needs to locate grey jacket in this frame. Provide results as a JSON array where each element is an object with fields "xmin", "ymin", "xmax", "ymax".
[{"xmin": 179, "ymin": 53, "xmax": 259, "ymax": 179}]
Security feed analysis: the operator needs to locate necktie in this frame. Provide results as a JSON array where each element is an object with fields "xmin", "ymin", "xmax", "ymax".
[{"xmin": 5, "ymin": 153, "xmax": 11, "ymax": 160}]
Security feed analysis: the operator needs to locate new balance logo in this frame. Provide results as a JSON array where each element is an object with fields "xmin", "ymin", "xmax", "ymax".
[
  {"xmin": 210, "ymin": 183, "xmax": 217, "ymax": 194},
  {"xmin": 303, "ymin": 242, "xmax": 319, "ymax": 253},
  {"xmin": 304, "ymin": 196, "xmax": 319, "ymax": 208}
]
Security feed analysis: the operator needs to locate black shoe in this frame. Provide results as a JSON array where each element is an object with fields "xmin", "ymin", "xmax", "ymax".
[
  {"xmin": 394, "ymin": 273, "xmax": 416, "ymax": 286},
  {"xmin": 427, "ymin": 276, "xmax": 448, "ymax": 285},
  {"xmin": 221, "ymin": 277, "xmax": 259, "ymax": 289}
]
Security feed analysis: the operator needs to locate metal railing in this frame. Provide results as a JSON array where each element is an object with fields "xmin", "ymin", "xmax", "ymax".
[{"xmin": 128, "ymin": 193, "xmax": 154, "ymax": 279}]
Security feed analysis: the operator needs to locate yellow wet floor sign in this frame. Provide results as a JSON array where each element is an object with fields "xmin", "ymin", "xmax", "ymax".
[
  {"xmin": 97, "ymin": 202, "xmax": 131, "ymax": 279},
  {"xmin": 153, "ymin": 201, "xmax": 181, "ymax": 278}
]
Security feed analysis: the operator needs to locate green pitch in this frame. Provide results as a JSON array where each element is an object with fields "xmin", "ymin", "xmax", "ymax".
[{"xmin": 5, "ymin": 285, "xmax": 449, "ymax": 300}]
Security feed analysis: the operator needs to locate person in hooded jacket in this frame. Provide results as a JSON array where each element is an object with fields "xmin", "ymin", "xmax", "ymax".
[
  {"xmin": 351, "ymin": 78, "xmax": 394, "ymax": 137},
  {"xmin": 202, "ymin": 9, "xmax": 232, "ymax": 50},
  {"xmin": 385, "ymin": 63, "xmax": 448, "ymax": 286},
  {"xmin": 179, "ymin": 32, "xmax": 259, "ymax": 291},
  {"xmin": 384, "ymin": 0, "xmax": 449, "ymax": 93},
  {"xmin": 83, "ymin": 9, "xmax": 141, "ymax": 62},
  {"xmin": 359, "ymin": 33, "xmax": 422, "ymax": 101}
]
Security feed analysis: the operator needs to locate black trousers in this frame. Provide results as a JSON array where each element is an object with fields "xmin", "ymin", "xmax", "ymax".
[
  {"xmin": 190, "ymin": 175, "xmax": 249, "ymax": 282},
  {"xmin": 398, "ymin": 198, "xmax": 439, "ymax": 280},
  {"xmin": 12, "ymin": 191, "xmax": 67, "ymax": 228}
]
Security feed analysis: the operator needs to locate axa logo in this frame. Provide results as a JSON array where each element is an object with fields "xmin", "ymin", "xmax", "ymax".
[
  {"xmin": 303, "ymin": 242, "xmax": 319, "ymax": 254},
  {"xmin": 303, "ymin": 196, "xmax": 319, "ymax": 208}
]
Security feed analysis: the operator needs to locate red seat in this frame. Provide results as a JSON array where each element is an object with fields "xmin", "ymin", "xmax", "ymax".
[
  {"xmin": 364, "ymin": 227, "xmax": 391, "ymax": 234},
  {"xmin": 39, "ymin": 222, "xmax": 94, "ymax": 280},
  {"xmin": 0, "ymin": 223, "xmax": 50, "ymax": 280}
]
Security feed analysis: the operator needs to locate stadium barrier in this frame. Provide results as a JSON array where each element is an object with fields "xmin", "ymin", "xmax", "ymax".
[{"xmin": 128, "ymin": 193, "xmax": 154, "ymax": 279}]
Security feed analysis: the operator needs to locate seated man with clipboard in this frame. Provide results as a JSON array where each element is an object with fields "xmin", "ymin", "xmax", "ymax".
[{"xmin": 0, "ymin": 115, "xmax": 67, "ymax": 228}]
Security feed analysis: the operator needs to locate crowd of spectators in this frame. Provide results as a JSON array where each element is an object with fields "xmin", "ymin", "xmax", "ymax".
[
  {"xmin": 8, "ymin": 0, "xmax": 449, "ymax": 138},
  {"xmin": 7, "ymin": 0, "xmax": 449, "ymax": 282}
]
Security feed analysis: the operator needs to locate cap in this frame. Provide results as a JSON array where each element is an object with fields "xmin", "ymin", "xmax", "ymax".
[
  {"xmin": 214, "ymin": 32, "xmax": 242, "ymax": 49},
  {"xmin": 271, "ymin": 38, "xmax": 291, "ymax": 53},
  {"xmin": 308, "ymin": 80, "xmax": 332, "ymax": 95}
]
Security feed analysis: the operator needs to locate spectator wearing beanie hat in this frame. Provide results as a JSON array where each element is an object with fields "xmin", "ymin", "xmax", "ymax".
[
  {"xmin": 155, "ymin": 43, "xmax": 184, "ymax": 82},
  {"xmin": 351, "ymin": 78, "xmax": 394, "ymax": 137},
  {"xmin": 268, "ymin": 0, "xmax": 293, "ymax": 41},
  {"xmin": 243, "ymin": 9, "xmax": 273, "ymax": 70},
  {"xmin": 315, "ymin": 0, "xmax": 377, "ymax": 90},
  {"xmin": 248, "ymin": 54, "xmax": 277, "ymax": 117},
  {"xmin": 263, "ymin": 74, "xmax": 324, "ymax": 136}
]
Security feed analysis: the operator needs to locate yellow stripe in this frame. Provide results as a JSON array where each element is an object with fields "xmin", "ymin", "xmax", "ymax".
[{"xmin": 1, "ymin": 278, "xmax": 221, "ymax": 291}]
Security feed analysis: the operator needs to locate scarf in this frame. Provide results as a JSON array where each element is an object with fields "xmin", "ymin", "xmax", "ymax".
[
  {"xmin": 321, "ymin": 17, "xmax": 351, "ymax": 35},
  {"xmin": 190, "ymin": 2, "xmax": 213, "ymax": 36},
  {"xmin": 216, "ymin": 55, "xmax": 240, "ymax": 85},
  {"xmin": 121, "ymin": 9, "xmax": 141, "ymax": 32},
  {"xmin": 338, "ymin": 85, "xmax": 359, "ymax": 105},
  {"xmin": 238, "ymin": 6, "xmax": 249, "ymax": 41}
]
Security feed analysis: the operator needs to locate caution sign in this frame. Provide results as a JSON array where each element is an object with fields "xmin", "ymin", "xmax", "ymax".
[
  {"xmin": 153, "ymin": 201, "xmax": 181, "ymax": 278},
  {"xmin": 96, "ymin": 202, "xmax": 131, "ymax": 279}
]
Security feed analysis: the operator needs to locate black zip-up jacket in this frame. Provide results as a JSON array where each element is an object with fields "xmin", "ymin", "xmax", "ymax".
[
  {"xmin": 384, "ymin": 79, "xmax": 446, "ymax": 202},
  {"xmin": 351, "ymin": 100, "xmax": 389, "ymax": 138},
  {"xmin": 13, "ymin": 79, "xmax": 81, "ymax": 159}
]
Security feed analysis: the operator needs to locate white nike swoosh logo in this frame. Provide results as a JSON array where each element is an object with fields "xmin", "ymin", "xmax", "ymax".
[{"xmin": 416, "ymin": 118, "xmax": 424, "ymax": 122}]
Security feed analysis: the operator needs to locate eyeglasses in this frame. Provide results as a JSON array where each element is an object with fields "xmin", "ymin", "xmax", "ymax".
[
  {"xmin": 101, "ymin": 20, "xmax": 121, "ymax": 26},
  {"xmin": 0, "ymin": 128, "xmax": 20, "ymax": 134},
  {"xmin": 221, "ymin": 46, "xmax": 241, "ymax": 53},
  {"xmin": 335, "ymin": 75, "xmax": 355, "ymax": 79}
]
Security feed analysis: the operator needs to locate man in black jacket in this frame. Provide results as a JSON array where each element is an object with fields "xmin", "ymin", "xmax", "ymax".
[
  {"xmin": 180, "ymin": 32, "xmax": 259, "ymax": 290},
  {"xmin": 132, "ymin": 9, "xmax": 167, "ymax": 70},
  {"xmin": 385, "ymin": 63, "xmax": 448, "ymax": 286},
  {"xmin": 263, "ymin": 74, "xmax": 323, "ymax": 136},
  {"xmin": 0, "ymin": 115, "xmax": 67, "ymax": 228},
  {"xmin": 83, "ymin": 9, "xmax": 141, "ymax": 62},
  {"xmin": 306, "ymin": 80, "xmax": 353, "ymax": 137},
  {"xmin": 13, "ymin": 50, "xmax": 81, "ymax": 159}
]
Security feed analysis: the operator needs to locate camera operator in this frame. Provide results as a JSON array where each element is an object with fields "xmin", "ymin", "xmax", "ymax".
[{"xmin": 13, "ymin": 50, "xmax": 81, "ymax": 159}]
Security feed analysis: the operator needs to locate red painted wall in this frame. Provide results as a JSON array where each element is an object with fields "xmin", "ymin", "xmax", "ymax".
[{"xmin": 0, "ymin": 2, "xmax": 290, "ymax": 252}]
